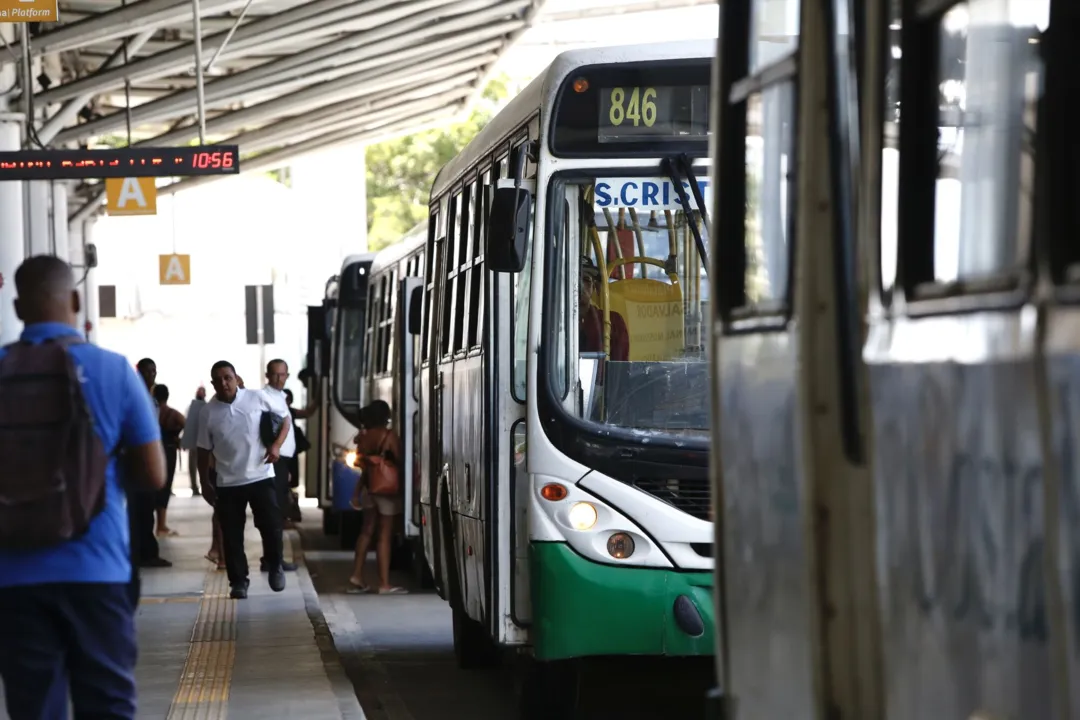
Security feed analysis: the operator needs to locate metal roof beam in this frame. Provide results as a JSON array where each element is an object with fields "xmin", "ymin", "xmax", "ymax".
[
  {"xmin": 2, "ymin": 0, "xmax": 250, "ymax": 60},
  {"xmin": 235, "ymin": 78, "xmax": 477, "ymax": 153},
  {"xmin": 226, "ymin": 0, "xmax": 523, "ymax": 90},
  {"xmin": 125, "ymin": 0, "xmax": 525, "ymax": 122},
  {"xmin": 55, "ymin": 14, "xmax": 519, "ymax": 142},
  {"xmin": 138, "ymin": 50, "xmax": 498, "ymax": 147},
  {"xmin": 229, "ymin": 32, "xmax": 509, "ymax": 114},
  {"xmin": 37, "ymin": 28, "xmax": 155, "ymax": 145},
  {"xmin": 35, "ymin": 0, "xmax": 429, "ymax": 105}
]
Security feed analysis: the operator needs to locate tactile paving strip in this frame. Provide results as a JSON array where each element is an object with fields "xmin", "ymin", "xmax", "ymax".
[{"xmin": 165, "ymin": 569, "xmax": 237, "ymax": 719}]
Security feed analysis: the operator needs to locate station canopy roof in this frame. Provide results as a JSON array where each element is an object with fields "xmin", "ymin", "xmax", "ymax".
[{"xmin": 0, "ymin": 0, "xmax": 713, "ymax": 218}]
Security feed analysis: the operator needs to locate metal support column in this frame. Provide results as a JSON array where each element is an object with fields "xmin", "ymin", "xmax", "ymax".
[
  {"xmin": 81, "ymin": 219, "xmax": 100, "ymax": 344},
  {"xmin": 192, "ymin": 0, "xmax": 207, "ymax": 143},
  {"xmin": 0, "ymin": 25, "xmax": 26, "ymax": 344},
  {"xmin": 52, "ymin": 182, "xmax": 70, "ymax": 261}
]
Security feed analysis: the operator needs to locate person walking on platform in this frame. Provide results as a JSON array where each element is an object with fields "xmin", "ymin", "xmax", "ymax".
[
  {"xmin": 153, "ymin": 384, "xmax": 185, "ymax": 537},
  {"xmin": 258, "ymin": 359, "xmax": 299, "ymax": 570},
  {"xmin": 183, "ymin": 386, "xmax": 207, "ymax": 497},
  {"xmin": 132, "ymin": 357, "xmax": 171, "ymax": 568},
  {"xmin": 0, "ymin": 255, "xmax": 166, "ymax": 720},
  {"xmin": 196, "ymin": 360, "xmax": 290, "ymax": 599}
]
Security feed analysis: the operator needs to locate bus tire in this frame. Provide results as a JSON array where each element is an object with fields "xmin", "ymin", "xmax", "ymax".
[
  {"xmin": 412, "ymin": 541, "xmax": 435, "ymax": 589},
  {"xmin": 519, "ymin": 658, "xmax": 580, "ymax": 720},
  {"xmin": 452, "ymin": 605, "xmax": 498, "ymax": 669}
]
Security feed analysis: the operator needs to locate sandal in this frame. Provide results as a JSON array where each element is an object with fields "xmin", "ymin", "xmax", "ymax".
[
  {"xmin": 378, "ymin": 586, "xmax": 409, "ymax": 595},
  {"xmin": 346, "ymin": 578, "xmax": 370, "ymax": 594}
]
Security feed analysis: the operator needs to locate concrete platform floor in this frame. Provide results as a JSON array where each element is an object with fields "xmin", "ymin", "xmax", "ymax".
[{"xmin": 0, "ymin": 497, "xmax": 365, "ymax": 720}]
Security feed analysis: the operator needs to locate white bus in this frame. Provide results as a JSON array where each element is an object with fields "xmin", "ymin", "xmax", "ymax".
[
  {"xmin": 304, "ymin": 252, "xmax": 376, "ymax": 541},
  {"xmin": 708, "ymin": 0, "xmax": 1061, "ymax": 718},
  {"xmin": 399, "ymin": 41, "xmax": 717, "ymax": 716}
]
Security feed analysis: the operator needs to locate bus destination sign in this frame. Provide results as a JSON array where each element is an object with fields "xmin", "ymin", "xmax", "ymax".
[
  {"xmin": 597, "ymin": 85, "xmax": 710, "ymax": 143},
  {"xmin": 0, "ymin": 145, "xmax": 241, "ymax": 181}
]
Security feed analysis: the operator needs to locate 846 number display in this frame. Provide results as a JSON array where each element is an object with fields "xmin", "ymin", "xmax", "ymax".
[{"xmin": 607, "ymin": 86, "xmax": 658, "ymax": 127}]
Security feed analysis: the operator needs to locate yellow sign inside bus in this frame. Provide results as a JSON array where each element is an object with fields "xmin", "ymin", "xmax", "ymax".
[{"xmin": 608, "ymin": 278, "xmax": 684, "ymax": 362}]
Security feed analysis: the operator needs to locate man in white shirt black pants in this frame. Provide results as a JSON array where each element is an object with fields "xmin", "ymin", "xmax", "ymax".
[
  {"xmin": 259, "ymin": 359, "xmax": 298, "ymax": 572},
  {"xmin": 196, "ymin": 360, "xmax": 291, "ymax": 599}
]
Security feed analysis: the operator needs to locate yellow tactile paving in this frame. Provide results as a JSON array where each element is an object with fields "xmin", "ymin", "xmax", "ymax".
[{"xmin": 165, "ymin": 568, "xmax": 237, "ymax": 719}]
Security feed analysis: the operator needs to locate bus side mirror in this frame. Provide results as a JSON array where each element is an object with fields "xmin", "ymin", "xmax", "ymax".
[
  {"xmin": 408, "ymin": 287, "xmax": 423, "ymax": 335},
  {"xmin": 487, "ymin": 183, "xmax": 531, "ymax": 273}
]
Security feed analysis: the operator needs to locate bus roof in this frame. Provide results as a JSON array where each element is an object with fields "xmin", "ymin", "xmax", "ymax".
[
  {"xmin": 369, "ymin": 223, "xmax": 427, "ymax": 274},
  {"xmin": 432, "ymin": 39, "xmax": 716, "ymax": 198}
]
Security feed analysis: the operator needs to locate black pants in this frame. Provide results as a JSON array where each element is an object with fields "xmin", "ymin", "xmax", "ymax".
[
  {"xmin": 130, "ymin": 490, "xmax": 159, "ymax": 562},
  {"xmin": 126, "ymin": 497, "xmax": 141, "ymax": 606},
  {"xmin": 0, "ymin": 583, "xmax": 137, "ymax": 720},
  {"xmin": 217, "ymin": 478, "xmax": 282, "ymax": 587},
  {"xmin": 274, "ymin": 458, "xmax": 291, "ymax": 523},
  {"xmin": 156, "ymin": 447, "xmax": 177, "ymax": 509}
]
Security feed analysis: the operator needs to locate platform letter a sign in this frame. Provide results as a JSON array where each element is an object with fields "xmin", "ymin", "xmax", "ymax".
[
  {"xmin": 106, "ymin": 177, "xmax": 157, "ymax": 216},
  {"xmin": 159, "ymin": 254, "xmax": 191, "ymax": 285}
]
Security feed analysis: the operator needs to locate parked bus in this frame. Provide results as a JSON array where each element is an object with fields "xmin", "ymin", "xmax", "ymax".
[
  {"xmin": 407, "ymin": 40, "xmax": 716, "ymax": 716},
  {"xmin": 304, "ymin": 252, "xmax": 375, "ymax": 541},
  {"xmin": 708, "ymin": 0, "xmax": 1064, "ymax": 717},
  {"xmin": 356, "ymin": 224, "xmax": 428, "ymax": 579}
]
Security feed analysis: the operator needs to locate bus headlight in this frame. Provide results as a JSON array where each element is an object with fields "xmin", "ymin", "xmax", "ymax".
[
  {"xmin": 568, "ymin": 502, "xmax": 598, "ymax": 530},
  {"xmin": 607, "ymin": 532, "xmax": 635, "ymax": 559}
]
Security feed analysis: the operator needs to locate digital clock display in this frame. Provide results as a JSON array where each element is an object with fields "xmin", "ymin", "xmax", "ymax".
[
  {"xmin": 0, "ymin": 145, "xmax": 241, "ymax": 181},
  {"xmin": 597, "ymin": 85, "xmax": 710, "ymax": 143}
]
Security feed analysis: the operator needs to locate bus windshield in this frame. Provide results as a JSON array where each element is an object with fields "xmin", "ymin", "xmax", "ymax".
[{"xmin": 551, "ymin": 176, "xmax": 710, "ymax": 438}]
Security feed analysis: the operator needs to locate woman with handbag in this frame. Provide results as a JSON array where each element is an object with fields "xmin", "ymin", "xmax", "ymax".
[{"xmin": 347, "ymin": 400, "xmax": 408, "ymax": 595}]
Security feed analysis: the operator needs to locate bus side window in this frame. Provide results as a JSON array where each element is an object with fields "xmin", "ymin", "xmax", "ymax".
[
  {"xmin": 716, "ymin": 0, "xmax": 798, "ymax": 321},
  {"xmin": 453, "ymin": 182, "xmax": 474, "ymax": 354},
  {"xmin": 382, "ymin": 270, "xmax": 396, "ymax": 374},
  {"xmin": 468, "ymin": 170, "xmax": 489, "ymax": 350},
  {"xmin": 441, "ymin": 192, "xmax": 460, "ymax": 359},
  {"xmin": 895, "ymin": 1, "xmax": 1044, "ymax": 298},
  {"xmin": 422, "ymin": 211, "xmax": 438, "ymax": 365}
]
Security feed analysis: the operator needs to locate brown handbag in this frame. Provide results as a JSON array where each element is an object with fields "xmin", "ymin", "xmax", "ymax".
[{"xmin": 364, "ymin": 432, "xmax": 400, "ymax": 496}]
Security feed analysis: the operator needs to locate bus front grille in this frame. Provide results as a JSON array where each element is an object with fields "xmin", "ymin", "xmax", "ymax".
[{"xmin": 630, "ymin": 477, "xmax": 711, "ymax": 521}]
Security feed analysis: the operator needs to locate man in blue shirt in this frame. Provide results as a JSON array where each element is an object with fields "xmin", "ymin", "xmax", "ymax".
[{"xmin": 0, "ymin": 256, "xmax": 166, "ymax": 720}]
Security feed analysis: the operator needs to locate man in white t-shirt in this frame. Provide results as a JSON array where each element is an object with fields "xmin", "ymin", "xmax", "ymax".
[
  {"xmin": 196, "ymin": 360, "xmax": 291, "ymax": 599},
  {"xmin": 259, "ymin": 359, "xmax": 298, "ymax": 572}
]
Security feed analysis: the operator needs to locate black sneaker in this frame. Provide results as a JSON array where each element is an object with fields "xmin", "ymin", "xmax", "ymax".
[
  {"xmin": 230, "ymin": 578, "xmax": 250, "ymax": 599},
  {"xmin": 260, "ymin": 558, "xmax": 297, "ymax": 572},
  {"xmin": 268, "ymin": 568, "xmax": 286, "ymax": 592}
]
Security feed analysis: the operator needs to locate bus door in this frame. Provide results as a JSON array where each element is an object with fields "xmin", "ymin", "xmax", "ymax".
[
  {"xmin": 491, "ymin": 139, "xmax": 534, "ymax": 646},
  {"xmin": 305, "ymin": 301, "xmax": 332, "ymax": 513},
  {"xmin": 399, "ymin": 276, "xmax": 424, "ymax": 538}
]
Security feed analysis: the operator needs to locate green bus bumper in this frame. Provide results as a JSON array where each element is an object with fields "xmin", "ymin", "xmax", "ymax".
[{"xmin": 530, "ymin": 542, "xmax": 715, "ymax": 661}]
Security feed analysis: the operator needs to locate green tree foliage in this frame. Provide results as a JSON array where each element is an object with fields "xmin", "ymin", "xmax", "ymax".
[{"xmin": 365, "ymin": 75, "xmax": 514, "ymax": 251}]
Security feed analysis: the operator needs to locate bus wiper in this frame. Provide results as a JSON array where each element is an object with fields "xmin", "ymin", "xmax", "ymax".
[
  {"xmin": 661, "ymin": 156, "xmax": 710, "ymax": 276},
  {"xmin": 677, "ymin": 153, "xmax": 710, "ymax": 229}
]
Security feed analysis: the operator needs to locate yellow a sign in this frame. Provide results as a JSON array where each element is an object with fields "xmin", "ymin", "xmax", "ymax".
[
  {"xmin": 159, "ymin": 254, "xmax": 191, "ymax": 285},
  {"xmin": 105, "ymin": 177, "xmax": 157, "ymax": 216},
  {"xmin": 0, "ymin": 0, "xmax": 58, "ymax": 23}
]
